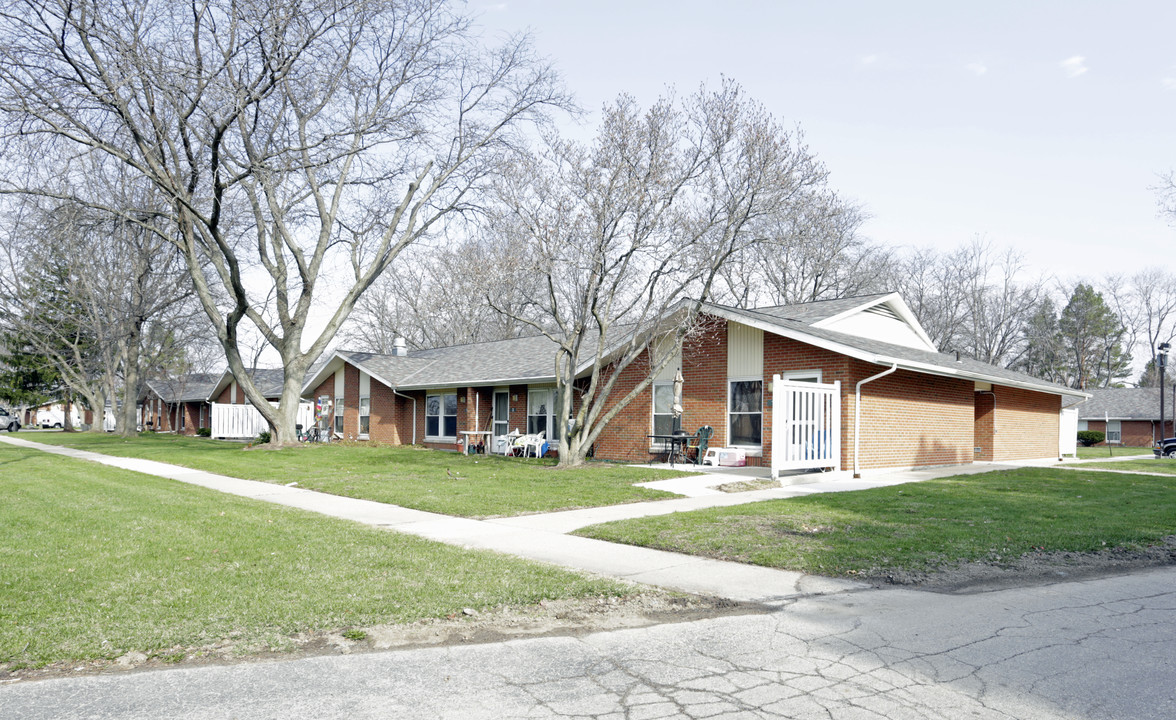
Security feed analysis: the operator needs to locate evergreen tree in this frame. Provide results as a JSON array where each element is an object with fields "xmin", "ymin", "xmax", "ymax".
[
  {"xmin": 1015, "ymin": 298, "xmax": 1065, "ymax": 383},
  {"xmin": 1058, "ymin": 283, "xmax": 1131, "ymax": 389}
]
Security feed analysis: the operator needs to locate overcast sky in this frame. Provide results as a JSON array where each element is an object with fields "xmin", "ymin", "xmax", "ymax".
[{"xmin": 473, "ymin": 0, "xmax": 1176, "ymax": 281}]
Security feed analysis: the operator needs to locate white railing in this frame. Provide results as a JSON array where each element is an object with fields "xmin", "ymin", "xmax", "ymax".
[
  {"xmin": 771, "ymin": 377, "xmax": 841, "ymax": 477},
  {"xmin": 211, "ymin": 401, "xmax": 314, "ymax": 439}
]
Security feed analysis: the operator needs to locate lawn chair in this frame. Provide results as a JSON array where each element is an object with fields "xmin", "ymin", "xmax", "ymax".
[
  {"xmin": 520, "ymin": 430, "xmax": 547, "ymax": 458},
  {"xmin": 684, "ymin": 425, "xmax": 713, "ymax": 465},
  {"xmin": 511, "ymin": 431, "xmax": 546, "ymax": 458}
]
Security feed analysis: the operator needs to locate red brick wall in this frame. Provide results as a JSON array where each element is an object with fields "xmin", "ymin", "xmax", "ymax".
[
  {"xmin": 1085, "ymin": 419, "xmax": 1168, "ymax": 447},
  {"xmin": 849, "ymin": 361, "xmax": 975, "ymax": 470},
  {"xmin": 991, "ymin": 385, "xmax": 1060, "ymax": 460},
  {"xmin": 590, "ymin": 321, "xmax": 980, "ymax": 470},
  {"xmin": 215, "ymin": 383, "xmax": 244, "ymax": 404}
]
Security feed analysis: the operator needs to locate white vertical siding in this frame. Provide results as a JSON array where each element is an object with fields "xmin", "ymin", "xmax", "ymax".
[
  {"xmin": 727, "ymin": 322, "xmax": 763, "ymax": 378},
  {"xmin": 334, "ymin": 368, "xmax": 344, "ymax": 397},
  {"xmin": 652, "ymin": 335, "xmax": 682, "ymax": 381},
  {"xmin": 359, "ymin": 371, "xmax": 370, "ymax": 396}
]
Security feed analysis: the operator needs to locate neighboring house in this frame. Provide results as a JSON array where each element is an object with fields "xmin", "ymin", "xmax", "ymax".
[
  {"xmin": 302, "ymin": 293, "xmax": 1086, "ymax": 475},
  {"xmin": 1075, "ymin": 387, "xmax": 1174, "ymax": 446},
  {"xmin": 205, "ymin": 367, "xmax": 318, "ymax": 439},
  {"xmin": 141, "ymin": 373, "xmax": 222, "ymax": 435},
  {"xmin": 206, "ymin": 367, "xmax": 290, "ymax": 405},
  {"xmin": 140, "ymin": 368, "xmax": 308, "ymax": 438},
  {"xmin": 28, "ymin": 399, "xmax": 84, "ymax": 428}
]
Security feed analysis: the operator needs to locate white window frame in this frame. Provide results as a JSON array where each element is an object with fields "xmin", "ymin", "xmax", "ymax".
[
  {"xmin": 727, "ymin": 376, "xmax": 763, "ymax": 451},
  {"xmin": 651, "ymin": 381, "xmax": 675, "ymax": 448},
  {"xmin": 1106, "ymin": 420, "xmax": 1121, "ymax": 444},
  {"xmin": 425, "ymin": 392, "xmax": 457, "ymax": 441},
  {"xmin": 334, "ymin": 396, "xmax": 344, "ymax": 434},
  {"xmin": 358, "ymin": 396, "xmax": 370, "ymax": 437},
  {"xmin": 527, "ymin": 386, "xmax": 562, "ymax": 446},
  {"xmin": 781, "ymin": 369, "xmax": 822, "ymax": 383}
]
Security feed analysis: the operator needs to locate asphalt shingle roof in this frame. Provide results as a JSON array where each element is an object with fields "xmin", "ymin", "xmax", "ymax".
[
  {"xmin": 1076, "ymin": 388, "xmax": 1166, "ymax": 420},
  {"xmin": 147, "ymin": 373, "xmax": 221, "ymax": 403},
  {"xmin": 710, "ymin": 303, "xmax": 1083, "ymax": 398},
  {"xmin": 749, "ymin": 294, "xmax": 893, "ymax": 325},
  {"xmin": 325, "ymin": 295, "xmax": 1079, "ymax": 399},
  {"xmin": 342, "ymin": 333, "xmax": 606, "ymax": 389}
]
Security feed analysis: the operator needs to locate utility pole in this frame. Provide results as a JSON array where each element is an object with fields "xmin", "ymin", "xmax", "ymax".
[{"xmin": 1160, "ymin": 343, "xmax": 1171, "ymax": 443}]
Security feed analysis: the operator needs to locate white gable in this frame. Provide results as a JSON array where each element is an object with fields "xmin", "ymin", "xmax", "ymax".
[{"xmin": 811, "ymin": 295, "xmax": 937, "ymax": 352}]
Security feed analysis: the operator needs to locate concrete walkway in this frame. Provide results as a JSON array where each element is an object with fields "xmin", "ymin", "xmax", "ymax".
[
  {"xmin": 0, "ymin": 435, "xmax": 858, "ymax": 603},
  {"xmin": 6, "ymin": 435, "xmax": 1144, "ymax": 603}
]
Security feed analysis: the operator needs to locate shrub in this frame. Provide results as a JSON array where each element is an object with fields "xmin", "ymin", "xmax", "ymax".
[
  {"xmin": 1077, "ymin": 430, "xmax": 1105, "ymax": 447},
  {"xmin": 196, "ymin": 427, "xmax": 211, "ymax": 437},
  {"xmin": 255, "ymin": 430, "xmax": 271, "ymax": 445}
]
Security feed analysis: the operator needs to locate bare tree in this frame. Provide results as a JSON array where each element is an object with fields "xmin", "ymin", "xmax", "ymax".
[
  {"xmin": 0, "ymin": 180, "xmax": 204, "ymax": 434},
  {"xmin": 0, "ymin": 0, "xmax": 567, "ymax": 444},
  {"xmin": 342, "ymin": 236, "xmax": 543, "ymax": 352},
  {"xmin": 715, "ymin": 194, "xmax": 894, "ymax": 307},
  {"xmin": 486, "ymin": 83, "xmax": 831, "ymax": 467},
  {"xmin": 1103, "ymin": 269, "xmax": 1176, "ymax": 384}
]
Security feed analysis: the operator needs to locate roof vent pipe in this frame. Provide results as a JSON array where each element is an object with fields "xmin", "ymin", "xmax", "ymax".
[{"xmin": 392, "ymin": 337, "xmax": 408, "ymax": 357}]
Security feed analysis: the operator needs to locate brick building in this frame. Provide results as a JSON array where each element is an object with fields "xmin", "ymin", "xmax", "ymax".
[
  {"xmin": 302, "ymin": 293, "xmax": 1085, "ymax": 474},
  {"xmin": 1076, "ymin": 387, "xmax": 1174, "ymax": 447},
  {"xmin": 141, "ymin": 373, "xmax": 221, "ymax": 434}
]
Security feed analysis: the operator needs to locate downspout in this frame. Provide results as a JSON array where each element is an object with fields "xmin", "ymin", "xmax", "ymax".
[
  {"xmin": 854, "ymin": 364, "xmax": 898, "ymax": 478},
  {"xmin": 392, "ymin": 388, "xmax": 417, "ymax": 445}
]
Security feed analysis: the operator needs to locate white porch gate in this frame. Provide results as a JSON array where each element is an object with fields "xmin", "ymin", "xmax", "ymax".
[
  {"xmin": 211, "ymin": 402, "xmax": 314, "ymax": 439},
  {"xmin": 770, "ymin": 377, "xmax": 841, "ymax": 479}
]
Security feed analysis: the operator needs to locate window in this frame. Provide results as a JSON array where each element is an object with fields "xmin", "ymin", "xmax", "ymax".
[
  {"xmin": 528, "ymin": 389, "xmax": 550, "ymax": 436},
  {"xmin": 728, "ymin": 379, "xmax": 762, "ymax": 447},
  {"xmin": 199, "ymin": 406, "xmax": 206, "ymax": 428},
  {"xmin": 652, "ymin": 381, "xmax": 674, "ymax": 437},
  {"xmin": 1107, "ymin": 420, "xmax": 1121, "ymax": 444},
  {"xmin": 179, "ymin": 408, "xmax": 185, "ymax": 431},
  {"xmin": 334, "ymin": 397, "xmax": 344, "ymax": 434},
  {"xmin": 426, "ymin": 393, "xmax": 457, "ymax": 439},
  {"xmin": 359, "ymin": 396, "xmax": 370, "ymax": 436}
]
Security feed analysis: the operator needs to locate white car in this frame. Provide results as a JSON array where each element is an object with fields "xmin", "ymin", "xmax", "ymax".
[{"xmin": 0, "ymin": 409, "xmax": 20, "ymax": 432}]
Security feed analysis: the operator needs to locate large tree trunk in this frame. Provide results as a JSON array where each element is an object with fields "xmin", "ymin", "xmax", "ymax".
[
  {"xmin": 63, "ymin": 393, "xmax": 74, "ymax": 431},
  {"xmin": 120, "ymin": 342, "xmax": 142, "ymax": 437}
]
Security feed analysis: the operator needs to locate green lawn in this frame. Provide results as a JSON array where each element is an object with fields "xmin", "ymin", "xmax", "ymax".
[
  {"xmin": 575, "ymin": 467, "xmax": 1176, "ymax": 578},
  {"xmin": 24, "ymin": 432, "xmax": 681, "ymax": 518},
  {"xmin": 0, "ymin": 443, "xmax": 628, "ymax": 670},
  {"xmin": 1074, "ymin": 458, "xmax": 1176, "ymax": 475},
  {"xmin": 1076, "ymin": 445, "xmax": 1152, "ymax": 459}
]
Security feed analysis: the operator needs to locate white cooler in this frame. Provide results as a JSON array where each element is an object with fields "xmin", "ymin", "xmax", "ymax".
[{"xmin": 703, "ymin": 447, "xmax": 746, "ymax": 467}]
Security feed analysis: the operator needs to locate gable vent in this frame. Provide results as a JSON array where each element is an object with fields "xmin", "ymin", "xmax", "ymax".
[{"xmin": 864, "ymin": 305, "xmax": 901, "ymax": 321}]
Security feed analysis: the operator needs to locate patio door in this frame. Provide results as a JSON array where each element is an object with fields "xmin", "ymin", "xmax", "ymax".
[{"xmin": 491, "ymin": 391, "xmax": 510, "ymax": 454}]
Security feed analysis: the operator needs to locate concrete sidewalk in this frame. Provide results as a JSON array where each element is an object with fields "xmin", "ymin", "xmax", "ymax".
[{"xmin": 0, "ymin": 435, "xmax": 861, "ymax": 604}]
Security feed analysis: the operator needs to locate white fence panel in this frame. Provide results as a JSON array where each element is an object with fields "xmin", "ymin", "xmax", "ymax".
[
  {"xmin": 771, "ymin": 377, "xmax": 841, "ymax": 478},
  {"xmin": 1059, "ymin": 406, "xmax": 1078, "ymax": 457},
  {"xmin": 211, "ymin": 402, "xmax": 314, "ymax": 439}
]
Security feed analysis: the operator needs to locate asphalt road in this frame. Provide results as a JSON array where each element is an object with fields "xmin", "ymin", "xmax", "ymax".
[{"xmin": 4, "ymin": 566, "xmax": 1174, "ymax": 719}]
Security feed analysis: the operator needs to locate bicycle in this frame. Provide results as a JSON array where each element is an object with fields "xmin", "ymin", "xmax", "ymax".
[{"xmin": 297, "ymin": 424, "xmax": 331, "ymax": 443}]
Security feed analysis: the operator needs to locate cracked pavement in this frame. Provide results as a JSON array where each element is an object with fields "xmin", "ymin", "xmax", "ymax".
[{"xmin": 5, "ymin": 566, "xmax": 1174, "ymax": 719}]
